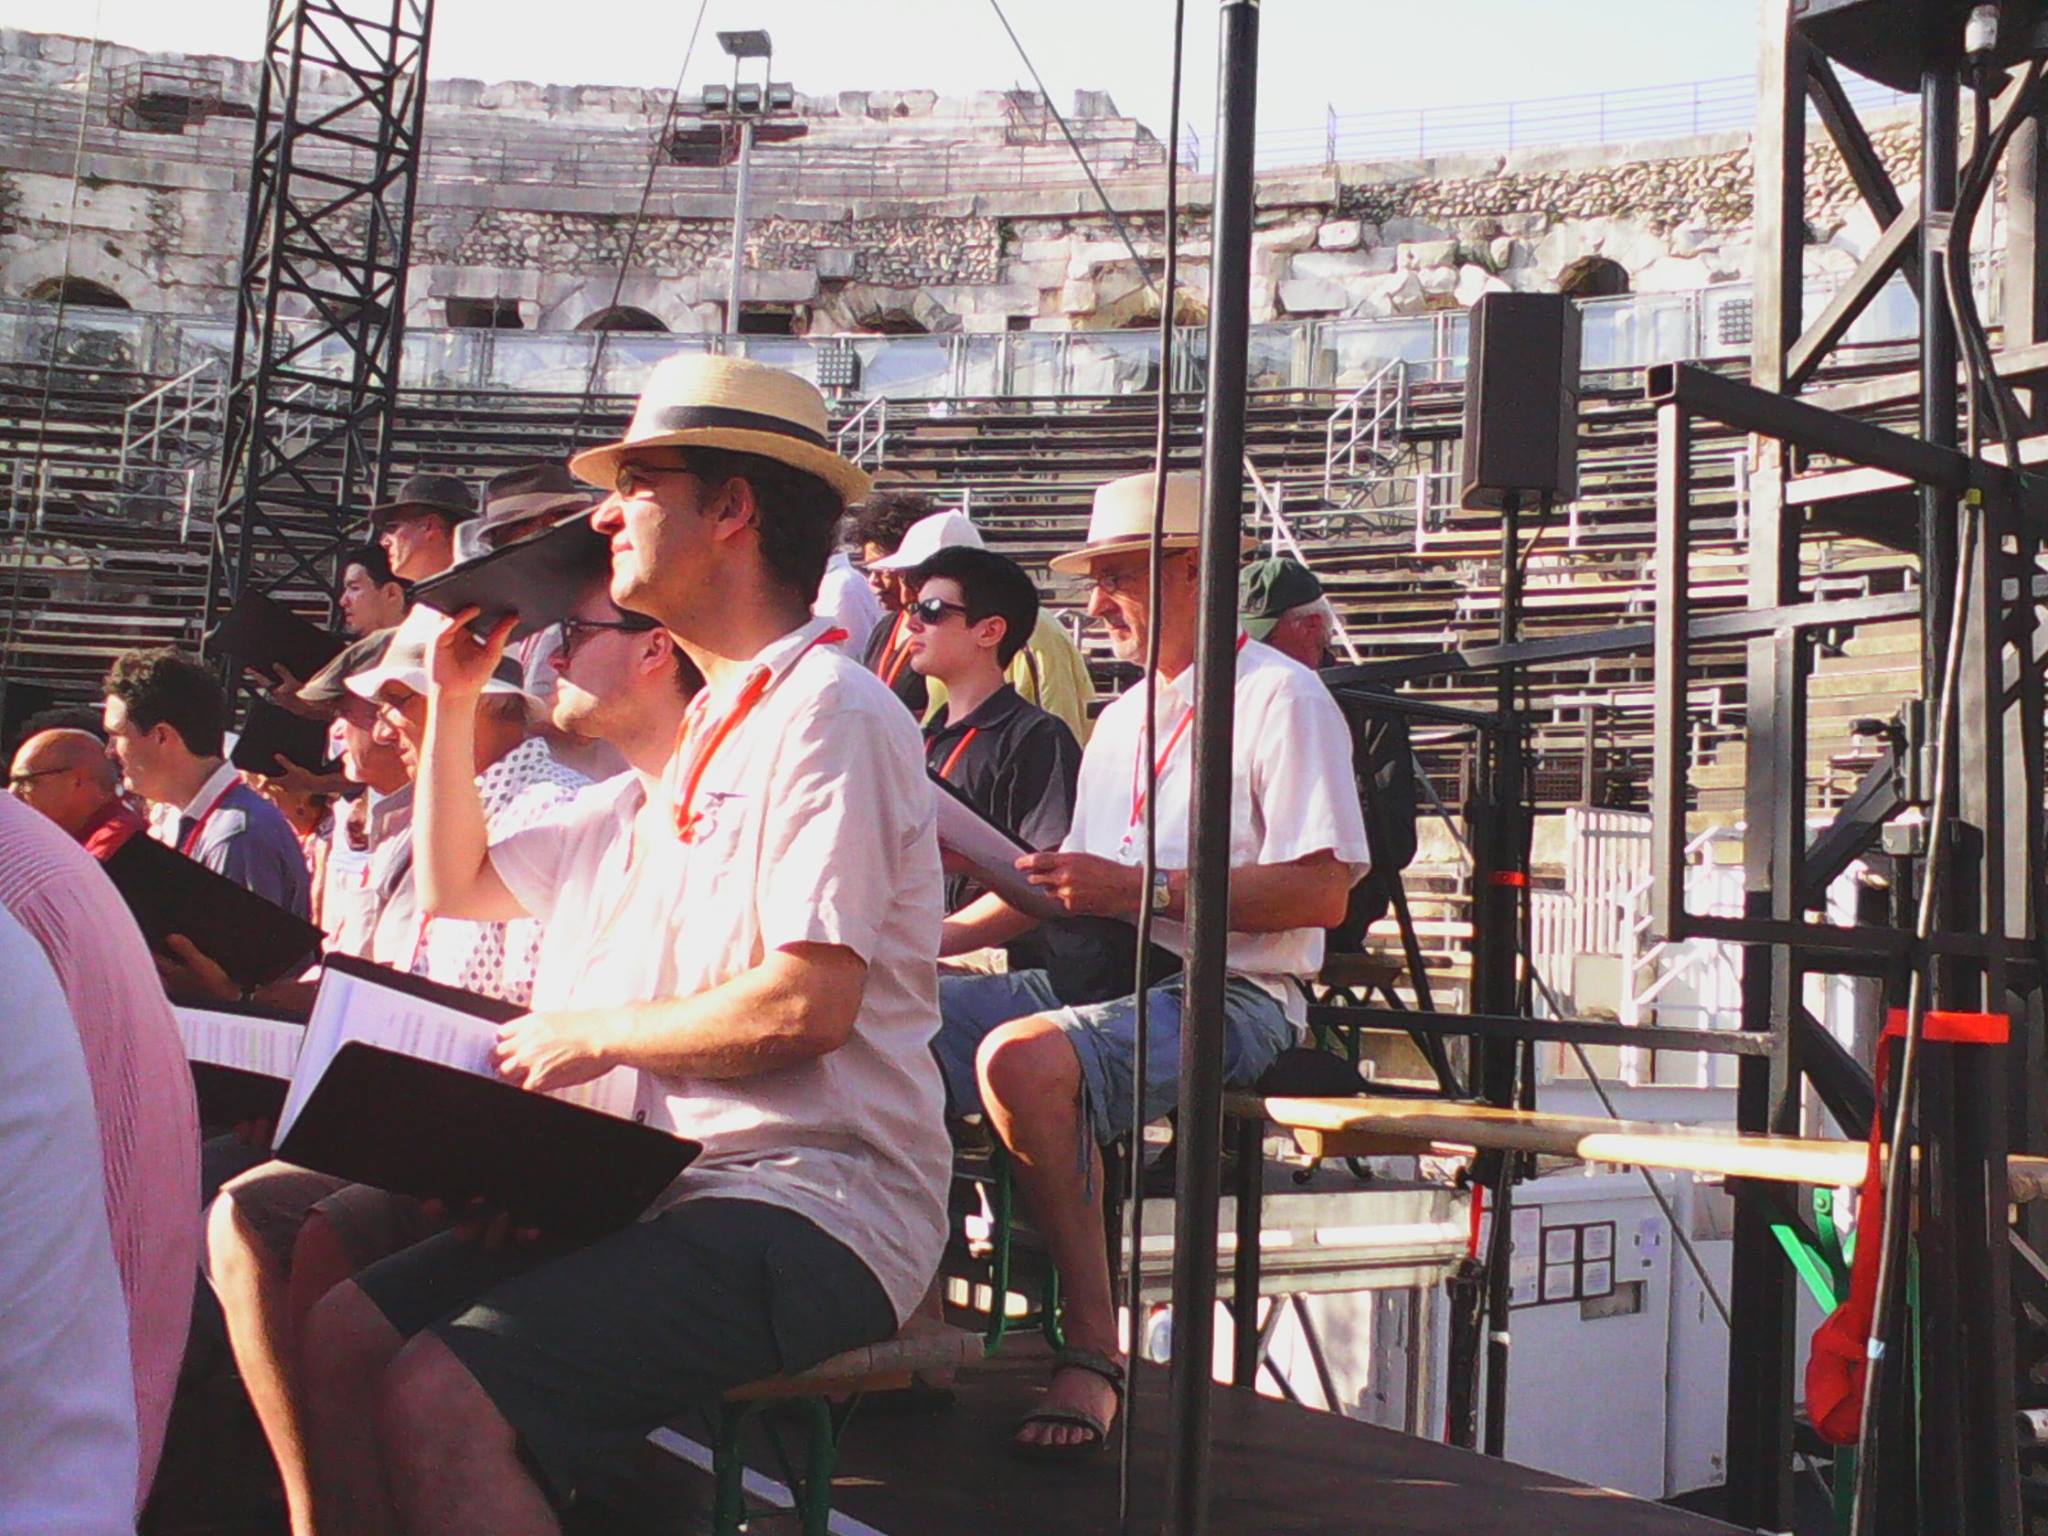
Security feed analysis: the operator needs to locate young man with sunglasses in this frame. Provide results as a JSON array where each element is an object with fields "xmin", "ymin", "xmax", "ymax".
[
  {"xmin": 300, "ymin": 356, "xmax": 949, "ymax": 1536},
  {"xmin": 905, "ymin": 545, "xmax": 1081, "ymax": 936}
]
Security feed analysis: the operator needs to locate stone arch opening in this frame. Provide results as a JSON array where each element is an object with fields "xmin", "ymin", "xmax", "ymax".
[
  {"xmin": 851, "ymin": 308, "xmax": 929, "ymax": 336},
  {"xmin": 28, "ymin": 276, "xmax": 130, "ymax": 310},
  {"xmin": 1557, "ymin": 256, "xmax": 1630, "ymax": 299},
  {"xmin": 575, "ymin": 305, "xmax": 667, "ymax": 333}
]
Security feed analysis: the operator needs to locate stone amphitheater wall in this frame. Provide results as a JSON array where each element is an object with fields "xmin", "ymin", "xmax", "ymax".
[{"xmin": 0, "ymin": 27, "xmax": 1961, "ymax": 341}]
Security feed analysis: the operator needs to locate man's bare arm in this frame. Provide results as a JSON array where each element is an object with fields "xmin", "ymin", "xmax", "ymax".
[{"xmin": 495, "ymin": 943, "xmax": 867, "ymax": 1092}]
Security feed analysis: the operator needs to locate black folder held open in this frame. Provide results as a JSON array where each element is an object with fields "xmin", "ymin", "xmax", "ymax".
[
  {"xmin": 103, "ymin": 832, "xmax": 325, "ymax": 990},
  {"xmin": 410, "ymin": 516, "xmax": 609, "ymax": 642},
  {"xmin": 207, "ymin": 589, "xmax": 346, "ymax": 684},
  {"xmin": 273, "ymin": 954, "xmax": 696, "ymax": 1239}
]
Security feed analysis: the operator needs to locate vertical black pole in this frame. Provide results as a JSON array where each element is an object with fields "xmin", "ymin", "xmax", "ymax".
[
  {"xmin": 1163, "ymin": 4, "xmax": 1257, "ymax": 1533},
  {"xmin": 1911, "ymin": 62, "xmax": 1970, "ymax": 1527}
]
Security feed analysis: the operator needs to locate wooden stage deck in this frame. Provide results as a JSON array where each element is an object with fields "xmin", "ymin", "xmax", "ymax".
[{"xmin": 628, "ymin": 1345, "xmax": 1739, "ymax": 1536}]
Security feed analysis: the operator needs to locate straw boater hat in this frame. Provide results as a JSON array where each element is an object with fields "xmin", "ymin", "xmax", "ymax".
[
  {"xmin": 569, "ymin": 353, "xmax": 872, "ymax": 506},
  {"xmin": 1047, "ymin": 471, "xmax": 1254, "ymax": 575}
]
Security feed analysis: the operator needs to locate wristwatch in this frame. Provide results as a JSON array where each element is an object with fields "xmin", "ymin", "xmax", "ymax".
[{"xmin": 1151, "ymin": 869, "xmax": 1174, "ymax": 914}]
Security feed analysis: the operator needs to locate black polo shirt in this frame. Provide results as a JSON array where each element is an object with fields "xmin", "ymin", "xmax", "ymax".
[
  {"xmin": 863, "ymin": 609, "xmax": 929, "ymax": 718},
  {"xmin": 923, "ymin": 683, "xmax": 1081, "ymax": 913}
]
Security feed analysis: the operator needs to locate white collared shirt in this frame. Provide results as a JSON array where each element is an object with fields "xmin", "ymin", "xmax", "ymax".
[
  {"xmin": 177, "ymin": 759, "xmax": 241, "ymax": 826},
  {"xmin": 1063, "ymin": 636, "xmax": 1370, "ymax": 1018},
  {"xmin": 812, "ymin": 550, "xmax": 883, "ymax": 658},
  {"xmin": 489, "ymin": 616, "xmax": 951, "ymax": 1323}
]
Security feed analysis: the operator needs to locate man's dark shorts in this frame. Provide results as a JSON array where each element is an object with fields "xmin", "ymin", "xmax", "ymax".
[{"xmin": 354, "ymin": 1197, "xmax": 897, "ymax": 1506}]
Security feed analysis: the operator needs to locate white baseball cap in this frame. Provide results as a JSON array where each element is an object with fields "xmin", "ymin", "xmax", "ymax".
[
  {"xmin": 868, "ymin": 508, "xmax": 983, "ymax": 571},
  {"xmin": 343, "ymin": 604, "xmax": 538, "ymax": 708}
]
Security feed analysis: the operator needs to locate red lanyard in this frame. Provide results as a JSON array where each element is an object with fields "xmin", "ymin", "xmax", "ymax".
[
  {"xmin": 410, "ymin": 912, "xmax": 434, "ymax": 970},
  {"xmin": 179, "ymin": 779, "xmax": 240, "ymax": 856},
  {"xmin": 1128, "ymin": 633, "xmax": 1249, "ymax": 829},
  {"xmin": 931, "ymin": 727, "xmax": 978, "ymax": 782},
  {"xmin": 672, "ymin": 627, "xmax": 846, "ymax": 843},
  {"xmin": 880, "ymin": 612, "xmax": 914, "ymax": 687}
]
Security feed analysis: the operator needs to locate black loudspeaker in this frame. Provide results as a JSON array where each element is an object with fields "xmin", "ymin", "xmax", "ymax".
[{"xmin": 1459, "ymin": 292, "xmax": 1581, "ymax": 512}]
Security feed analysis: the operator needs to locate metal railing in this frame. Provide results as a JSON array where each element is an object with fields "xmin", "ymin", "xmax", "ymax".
[
  {"xmin": 1322, "ymin": 357, "xmax": 1409, "ymax": 504},
  {"xmin": 835, "ymin": 394, "xmax": 890, "ymax": 470}
]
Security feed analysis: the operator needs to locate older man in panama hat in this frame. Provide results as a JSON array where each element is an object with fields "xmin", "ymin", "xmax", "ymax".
[
  {"xmin": 302, "ymin": 353, "xmax": 951, "ymax": 1533},
  {"xmin": 933, "ymin": 470, "xmax": 1372, "ymax": 1459}
]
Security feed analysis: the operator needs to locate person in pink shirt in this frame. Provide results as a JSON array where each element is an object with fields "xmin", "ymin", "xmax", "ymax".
[{"xmin": 0, "ymin": 793, "xmax": 200, "ymax": 1511}]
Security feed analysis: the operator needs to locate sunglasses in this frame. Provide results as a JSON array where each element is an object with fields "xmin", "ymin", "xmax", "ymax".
[
  {"xmin": 907, "ymin": 597, "xmax": 972, "ymax": 626},
  {"xmin": 614, "ymin": 461, "xmax": 702, "ymax": 501},
  {"xmin": 555, "ymin": 615, "xmax": 659, "ymax": 660}
]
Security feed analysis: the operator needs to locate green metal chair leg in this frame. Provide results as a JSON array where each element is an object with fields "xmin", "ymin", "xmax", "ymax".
[
  {"xmin": 796, "ymin": 1398, "xmax": 840, "ymax": 1536},
  {"xmin": 710, "ymin": 1401, "xmax": 754, "ymax": 1536},
  {"xmin": 987, "ymin": 1140, "xmax": 1017, "ymax": 1355}
]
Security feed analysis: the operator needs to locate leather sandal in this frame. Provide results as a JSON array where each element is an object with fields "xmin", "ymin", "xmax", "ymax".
[{"xmin": 1012, "ymin": 1346, "xmax": 1127, "ymax": 1462}]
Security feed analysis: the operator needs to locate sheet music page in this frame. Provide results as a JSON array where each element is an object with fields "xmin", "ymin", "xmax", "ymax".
[
  {"xmin": 931, "ymin": 780, "xmax": 1069, "ymax": 922},
  {"xmin": 276, "ymin": 966, "xmax": 638, "ymax": 1139},
  {"xmin": 175, "ymin": 1007, "xmax": 304, "ymax": 1079}
]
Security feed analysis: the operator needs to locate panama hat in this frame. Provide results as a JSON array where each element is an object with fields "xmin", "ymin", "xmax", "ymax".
[
  {"xmin": 569, "ymin": 353, "xmax": 871, "ymax": 506},
  {"xmin": 367, "ymin": 471, "xmax": 476, "ymax": 528},
  {"xmin": 1048, "ymin": 471, "xmax": 1254, "ymax": 575},
  {"xmin": 456, "ymin": 463, "xmax": 598, "ymax": 563},
  {"xmin": 868, "ymin": 508, "xmax": 983, "ymax": 570}
]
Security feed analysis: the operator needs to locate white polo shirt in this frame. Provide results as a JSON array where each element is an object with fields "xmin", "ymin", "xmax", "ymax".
[
  {"xmin": 490, "ymin": 616, "xmax": 951, "ymax": 1324},
  {"xmin": 1063, "ymin": 635, "xmax": 1370, "ymax": 1018}
]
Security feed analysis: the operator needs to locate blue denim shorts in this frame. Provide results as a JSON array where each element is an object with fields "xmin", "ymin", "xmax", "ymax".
[{"xmin": 933, "ymin": 968, "xmax": 1296, "ymax": 1145}]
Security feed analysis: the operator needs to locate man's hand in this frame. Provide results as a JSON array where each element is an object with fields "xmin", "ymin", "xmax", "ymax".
[
  {"xmin": 156, "ymin": 933, "xmax": 240, "ymax": 1003},
  {"xmin": 1017, "ymin": 851, "xmax": 1142, "ymax": 919},
  {"xmin": 493, "ymin": 1010, "xmax": 616, "ymax": 1094},
  {"xmin": 428, "ymin": 607, "xmax": 517, "ymax": 700},
  {"xmin": 263, "ymin": 755, "xmax": 331, "ymax": 796}
]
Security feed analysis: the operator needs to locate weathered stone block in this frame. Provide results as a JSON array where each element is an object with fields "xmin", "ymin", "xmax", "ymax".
[
  {"xmin": 1060, "ymin": 277, "xmax": 1097, "ymax": 314},
  {"xmin": 1277, "ymin": 277, "xmax": 1348, "ymax": 314},
  {"xmin": 1317, "ymin": 218, "xmax": 1364, "ymax": 250},
  {"xmin": 1398, "ymin": 238, "xmax": 1458, "ymax": 271}
]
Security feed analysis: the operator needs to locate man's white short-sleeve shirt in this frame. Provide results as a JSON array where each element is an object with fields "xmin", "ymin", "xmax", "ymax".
[
  {"xmin": 490, "ymin": 616, "xmax": 951, "ymax": 1323},
  {"xmin": 1062, "ymin": 636, "xmax": 1370, "ymax": 1017}
]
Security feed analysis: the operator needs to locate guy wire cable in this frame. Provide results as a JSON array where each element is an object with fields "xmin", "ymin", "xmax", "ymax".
[
  {"xmin": 1119, "ymin": 6, "xmax": 1188, "ymax": 1528},
  {"xmin": 1845, "ymin": 52, "xmax": 2045, "ymax": 1533},
  {"xmin": 2, "ymin": 0, "xmax": 103, "ymax": 680},
  {"xmin": 569, "ymin": 0, "xmax": 713, "ymax": 440}
]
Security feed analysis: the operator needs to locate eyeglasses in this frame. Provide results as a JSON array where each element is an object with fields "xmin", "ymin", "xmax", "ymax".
[
  {"xmin": 7, "ymin": 767, "xmax": 71, "ymax": 792},
  {"xmin": 614, "ymin": 462, "xmax": 700, "ymax": 501},
  {"xmin": 555, "ymin": 615, "xmax": 659, "ymax": 660},
  {"xmin": 1079, "ymin": 567, "xmax": 1147, "ymax": 598},
  {"xmin": 906, "ymin": 597, "xmax": 972, "ymax": 626}
]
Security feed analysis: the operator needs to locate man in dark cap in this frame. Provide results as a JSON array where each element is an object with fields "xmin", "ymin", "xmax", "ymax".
[
  {"xmin": 1240, "ymin": 555, "xmax": 1340, "ymax": 669},
  {"xmin": 371, "ymin": 472, "xmax": 476, "ymax": 585}
]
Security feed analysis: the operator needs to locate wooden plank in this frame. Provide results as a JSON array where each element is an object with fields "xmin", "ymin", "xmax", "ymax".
[{"xmin": 1232, "ymin": 1094, "xmax": 2048, "ymax": 1198}]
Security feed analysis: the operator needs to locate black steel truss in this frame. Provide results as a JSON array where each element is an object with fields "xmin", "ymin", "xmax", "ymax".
[
  {"xmin": 1645, "ymin": 11, "xmax": 2046, "ymax": 1527},
  {"xmin": 206, "ymin": 0, "xmax": 432, "ymax": 633}
]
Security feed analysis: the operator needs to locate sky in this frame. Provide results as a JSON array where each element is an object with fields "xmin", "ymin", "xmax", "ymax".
[{"xmin": 0, "ymin": 0, "xmax": 1761, "ymax": 145}]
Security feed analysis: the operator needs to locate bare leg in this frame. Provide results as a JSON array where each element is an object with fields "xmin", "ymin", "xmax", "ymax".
[
  {"xmin": 208, "ymin": 1193, "xmax": 319, "ymax": 1535},
  {"xmin": 289, "ymin": 1211, "xmax": 367, "ymax": 1338},
  {"xmin": 977, "ymin": 1017, "xmax": 1124, "ymax": 1450},
  {"xmin": 379, "ymin": 1334, "xmax": 558, "ymax": 1536},
  {"xmin": 302, "ymin": 1281, "xmax": 405, "ymax": 1536}
]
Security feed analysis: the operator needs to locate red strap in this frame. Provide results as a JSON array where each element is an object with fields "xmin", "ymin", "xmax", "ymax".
[
  {"xmin": 1806, "ymin": 1005, "xmax": 2008, "ymax": 1442},
  {"xmin": 672, "ymin": 627, "xmax": 847, "ymax": 843},
  {"xmin": 179, "ymin": 780, "xmax": 240, "ymax": 856},
  {"xmin": 932, "ymin": 727, "xmax": 978, "ymax": 783},
  {"xmin": 1487, "ymin": 871, "xmax": 1529, "ymax": 888}
]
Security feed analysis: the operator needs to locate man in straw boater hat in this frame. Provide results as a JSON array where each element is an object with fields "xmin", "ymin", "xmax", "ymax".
[
  {"xmin": 932, "ymin": 470, "xmax": 1371, "ymax": 1459},
  {"xmin": 299, "ymin": 354, "xmax": 951, "ymax": 1532}
]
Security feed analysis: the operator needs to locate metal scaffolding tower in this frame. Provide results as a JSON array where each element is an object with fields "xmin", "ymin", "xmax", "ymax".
[{"xmin": 207, "ymin": 0, "xmax": 432, "ymax": 628}]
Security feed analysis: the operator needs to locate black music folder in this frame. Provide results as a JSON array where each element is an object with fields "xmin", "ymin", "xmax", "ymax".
[
  {"xmin": 231, "ymin": 699, "xmax": 338, "ymax": 777},
  {"xmin": 175, "ymin": 1002, "xmax": 307, "ymax": 1125},
  {"xmin": 411, "ymin": 516, "xmax": 609, "ymax": 642},
  {"xmin": 272, "ymin": 954, "xmax": 695, "ymax": 1238},
  {"xmin": 103, "ymin": 832, "xmax": 324, "ymax": 990},
  {"xmin": 208, "ymin": 589, "xmax": 346, "ymax": 684}
]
